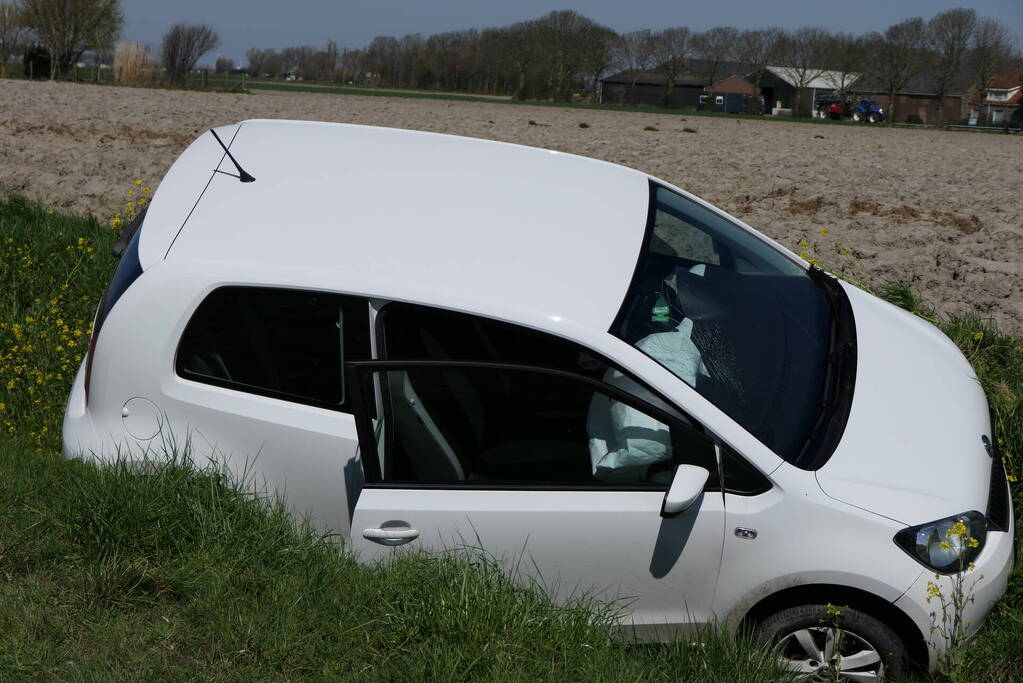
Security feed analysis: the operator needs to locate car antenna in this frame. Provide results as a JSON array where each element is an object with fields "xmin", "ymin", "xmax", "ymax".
[{"xmin": 209, "ymin": 128, "xmax": 255, "ymax": 183}]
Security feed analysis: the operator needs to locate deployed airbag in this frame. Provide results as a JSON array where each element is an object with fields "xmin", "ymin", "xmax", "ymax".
[{"xmin": 588, "ymin": 318, "xmax": 706, "ymax": 482}]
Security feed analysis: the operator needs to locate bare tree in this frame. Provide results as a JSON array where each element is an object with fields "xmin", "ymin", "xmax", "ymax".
[
  {"xmin": 969, "ymin": 17, "xmax": 1016, "ymax": 124},
  {"xmin": 734, "ymin": 27, "xmax": 784, "ymax": 113},
  {"xmin": 214, "ymin": 56, "xmax": 234, "ymax": 74},
  {"xmin": 863, "ymin": 17, "xmax": 927, "ymax": 124},
  {"xmin": 0, "ymin": 1, "xmax": 25, "ymax": 77},
  {"xmin": 338, "ymin": 47, "xmax": 364, "ymax": 83},
  {"xmin": 774, "ymin": 27, "xmax": 831, "ymax": 116},
  {"xmin": 819, "ymin": 32, "xmax": 866, "ymax": 100},
  {"xmin": 161, "ymin": 23, "xmax": 219, "ymax": 87},
  {"xmin": 578, "ymin": 21, "xmax": 617, "ymax": 99},
  {"xmin": 532, "ymin": 10, "xmax": 607, "ymax": 102},
  {"xmin": 926, "ymin": 8, "xmax": 976, "ymax": 126},
  {"xmin": 692, "ymin": 26, "xmax": 739, "ymax": 89},
  {"xmin": 20, "ymin": 0, "xmax": 123, "ymax": 78},
  {"xmin": 499, "ymin": 21, "xmax": 539, "ymax": 99},
  {"xmin": 649, "ymin": 26, "xmax": 693, "ymax": 107},
  {"xmin": 613, "ymin": 29, "xmax": 655, "ymax": 104}
]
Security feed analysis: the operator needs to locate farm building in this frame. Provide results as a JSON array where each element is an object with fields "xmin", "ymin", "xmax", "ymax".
[
  {"xmin": 599, "ymin": 61, "xmax": 973, "ymax": 123},
  {"xmin": 747, "ymin": 67, "xmax": 862, "ymax": 116},
  {"xmin": 600, "ymin": 70, "xmax": 706, "ymax": 108},
  {"xmin": 699, "ymin": 74, "xmax": 758, "ymax": 114},
  {"xmin": 848, "ymin": 74, "xmax": 969, "ymax": 124},
  {"xmin": 600, "ymin": 60, "xmax": 756, "ymax": 109}
]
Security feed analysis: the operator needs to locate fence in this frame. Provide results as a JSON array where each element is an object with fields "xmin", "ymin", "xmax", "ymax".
[{"xmin": 2, "ymin": 63, "xmax": 247, "ymax": 91}]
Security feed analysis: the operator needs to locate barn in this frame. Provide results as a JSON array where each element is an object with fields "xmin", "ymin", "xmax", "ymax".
[{"xmin": 600, "ymin": 70, "xmax": 706, "ymax": 108}]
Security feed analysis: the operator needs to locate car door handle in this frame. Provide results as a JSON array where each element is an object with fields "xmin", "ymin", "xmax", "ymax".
[{"xmin": 362, "ymin": 527, "xmax": 420, "ymax": 546}]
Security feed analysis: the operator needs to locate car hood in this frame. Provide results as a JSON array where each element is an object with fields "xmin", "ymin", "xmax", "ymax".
[{"xmin": 815, "ymin": 283, "xmax": 992, "ymax": 526}]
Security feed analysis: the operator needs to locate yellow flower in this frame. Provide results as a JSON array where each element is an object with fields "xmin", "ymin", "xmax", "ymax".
[
  {"xmin": 134, "ymin": 179, "xmax": 143, "ymax": 186},
  {"xmin": 948, "ymin": 521, "xmax": 968, "ymax": 538},
  {"xmin": 972, "ymin": 331, "xmax": 984, "ymax": 341},
  {"xmin": 819, "ymin": 227, "xmax": 830, "ymax": 236},
  {"xmin": 940, "ymin": 541, "xmax": 952, "ymax": 552}
]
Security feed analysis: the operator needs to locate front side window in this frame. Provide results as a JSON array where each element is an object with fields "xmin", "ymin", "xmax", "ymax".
[
  {"xmin": 612, "ymin": 182, "xmax": 842, "ymax": 467},
  {"xmin": 176, "ymin": 287, "xmax": 370, "ymax": 411},
  {"xmin": 353, "ymin": 363, "xmax": 718, "ymax": 489},
  {"xmin": 351, "ymin": 302, "xmax": 763, "ymax": 490}
]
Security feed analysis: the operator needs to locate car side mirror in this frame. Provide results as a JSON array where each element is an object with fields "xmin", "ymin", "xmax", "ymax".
[{"xmin": 660, "ymin": 464, "xmax": 710, "ymax": 518}]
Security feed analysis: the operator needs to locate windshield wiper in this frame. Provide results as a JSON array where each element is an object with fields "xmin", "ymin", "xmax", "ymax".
[{"xmin": 793, "ymin": 267, "xmax": 857, "ymax": 469}]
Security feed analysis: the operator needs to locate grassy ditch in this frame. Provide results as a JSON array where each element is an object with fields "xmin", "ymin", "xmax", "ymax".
[{"xmin": 1, "ymin": 194, "xmax": 1021, "ymax": 680}]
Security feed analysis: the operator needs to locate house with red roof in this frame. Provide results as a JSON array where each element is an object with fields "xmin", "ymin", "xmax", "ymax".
[{"xmin": 970, "ymin": 73, "xmax": 1022, "ymax": 126}]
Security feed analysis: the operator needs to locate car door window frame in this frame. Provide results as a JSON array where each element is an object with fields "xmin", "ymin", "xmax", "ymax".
[{"xmin": 347, "ymin": 359, "xmax": 722, "ymax": 492}]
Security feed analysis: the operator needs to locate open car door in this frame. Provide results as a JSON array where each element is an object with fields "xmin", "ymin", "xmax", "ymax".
[{"xmin": 345, "ymin": 360, "xmax": 727, "ymax": 633}]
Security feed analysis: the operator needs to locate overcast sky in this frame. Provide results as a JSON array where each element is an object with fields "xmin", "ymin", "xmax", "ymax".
[{"xmin": 121, "ymin": 1, "xmax": 1023, "ymax": 64}]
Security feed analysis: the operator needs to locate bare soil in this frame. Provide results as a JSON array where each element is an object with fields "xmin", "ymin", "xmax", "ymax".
[{"xmin": 2, "ymin": 79, "xmax": 1021, "ymax": 333}]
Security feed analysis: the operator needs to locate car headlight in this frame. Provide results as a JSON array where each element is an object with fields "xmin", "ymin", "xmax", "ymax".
[{"xmin": 893, "ymin": 511, "xmax": 987, "ymax": 574}]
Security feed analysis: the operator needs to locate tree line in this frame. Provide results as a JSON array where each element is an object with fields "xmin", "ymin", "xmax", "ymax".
[{"xmin": 242, "ymin": 8, "xmax": 1019, "ymax": 123}]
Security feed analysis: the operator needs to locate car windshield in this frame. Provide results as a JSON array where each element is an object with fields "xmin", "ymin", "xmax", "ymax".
[{"xmin": 611, "ymin": 182, "xmax": 834, "ymax": 464}]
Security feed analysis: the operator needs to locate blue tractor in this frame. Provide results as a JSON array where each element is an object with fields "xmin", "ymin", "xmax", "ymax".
[
  {"xmin": 815, "ymin": 96, "xmax": 885, "ymax": 123},
  {"xmin": 849, "ymin": 99, "xmax": 885, "ymax": 123}
]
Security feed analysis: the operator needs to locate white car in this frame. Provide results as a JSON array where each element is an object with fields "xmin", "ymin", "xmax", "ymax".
[{"xmin": 64, "ymin": 119, "xmax": 1012, "ymax": 679}]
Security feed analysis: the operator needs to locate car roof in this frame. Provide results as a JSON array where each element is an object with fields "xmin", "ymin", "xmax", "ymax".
[{"xmin": 139, "ymin": 119, "xmax": 650, "ymax": 333}]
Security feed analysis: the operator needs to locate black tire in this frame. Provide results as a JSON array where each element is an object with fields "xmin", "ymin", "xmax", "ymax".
[
  {"xmin": 754, "ymin": 604, "xmax": 908, "ymax": 680},
  {"xmin": 851, "ymin": 110, "xmax": 863, "ymax": 122},
  {"xmin": 817, "ymin": 105, "xmax": 830, "ymax": 120},
  {"xmin": 868, "ymin": 112, "xmax": 881, "ymax": 123}
]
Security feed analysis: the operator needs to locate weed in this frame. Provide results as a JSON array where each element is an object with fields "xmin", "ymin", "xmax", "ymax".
[
  {"xmin": 847, "ymin": 198, "xmax": 882, "ymax": 216},
  {"xmin": 578, "ymin": 122, "xmax": 590, "ymax": 128},
  {"xmin": 787, "ymin": 197, "xmax": 830, "ymax": 216},
  {"xmin": 879, "ymin": 281, "xmax": 935, "ymax": 319},
  {"xmin": 643, "ymin": 125, "xmax": 659, "ymax": 131},
  {"xmin": 683, "ymin": 127, "xmax": 697, "ymax": 133}
]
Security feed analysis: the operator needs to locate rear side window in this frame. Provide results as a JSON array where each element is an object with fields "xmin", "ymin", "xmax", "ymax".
[{"xmin": 176, "ymin": 287, "xmax": 370, "ymax": 411}]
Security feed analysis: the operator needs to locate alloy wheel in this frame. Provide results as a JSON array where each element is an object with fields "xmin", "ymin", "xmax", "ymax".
[{"xmin": 775, "ymin": 625, "xmax": 885, "ymax": 681}]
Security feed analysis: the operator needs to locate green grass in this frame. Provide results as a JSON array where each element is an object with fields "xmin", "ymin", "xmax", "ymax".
[
  {"xmin": 1, "ymin": 194, "xmax": 1021, "ymax": 680},
  {"xmin": 0, "ymin": 438, "xmax": 794, "ymax": 680}
]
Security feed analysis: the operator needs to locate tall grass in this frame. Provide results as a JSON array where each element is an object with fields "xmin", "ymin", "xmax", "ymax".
[
  {"xmin": 0, "ymin": 437, "xmax": 790, "ymax": 680},
  {"xmin": 113, "ymin": 42, "xmax": 155, "ymax": 86},
  {"xmin": 1, "ymin": 194, "xmax": 1021, "ymax": 680}
]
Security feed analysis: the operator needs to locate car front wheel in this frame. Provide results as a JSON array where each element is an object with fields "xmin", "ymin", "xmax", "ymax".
[{"xmin": 754, "ymin": 604, "xmax": 908, "ymax": 680}]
